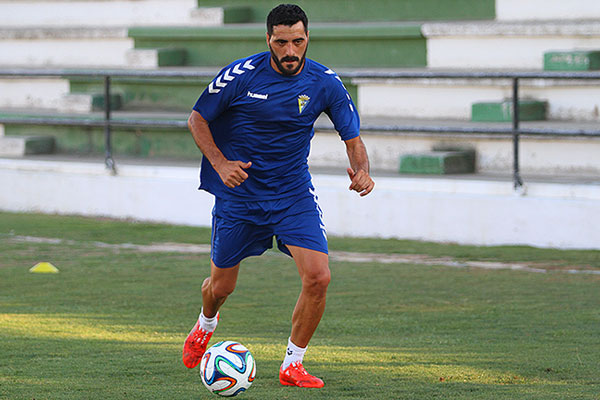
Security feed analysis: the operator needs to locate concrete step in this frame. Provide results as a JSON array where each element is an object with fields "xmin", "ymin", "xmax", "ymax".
[
  {"xmin": 0, "ymin": 0, "xmax": 217, "ymax": 27},
  {"xmin": 51, "ymin": 93, "xmax": 125, "ymax": 114},
  {"xmin": 57, "ymin": 94, "xmax": 97, "ymax": 114},
  {"xmin": 353, "ymin": 74, "xmax": 600, "ymax": 121},
  {"xmin": 496, "ymin": 0, "xmax": 600, "ymax": 21},
  {"xmin": 471, "ymin": 100, "xmax": 547, "ymax": 122},
  {"xmin": 192, "ymin": 6, "xmax": 253, "ymax": 24},
  {"xmin": 2, "ymin": 68, "xmax": 598, "ymax": 121},
  {"xmin": 0, "ymin": 23, "xmax": 426, "ymax": 69},
  {"xmin": 0, "ymin": 71, "xmax": 218, "ymax": 114},
  {"xmin": 1, "ymin": 110, "xmax": 599, "ymax": 177},
  {"xmin": 61, "ymin": 70, "xmax": 600, "ymax": 121},
  {"xmin": 196, "ymin": 0, "xmax": 495, "ymax": 22},
  {"xmin": 48, "ymin": 68, "xmax": 355, "ymax": 112},
  {"xmin": 544, "ymin": 50, "xmax": 600, "ymax": 71},
  {"xmin": 0, "ymin": 78, "xmax": 71, "ymax": 109},
  {"xmin": 0, "ymin": 29, "xmax": 186, "ymax": 69},
  {"xmin": 0, "ymin": 135, "xmax": 55, "ymax": 156},
  {"xmin": 65, "ymin": 74, "xmax": 215, "ymax": 112},
  {"xmin": 399, "ymin": 148, "xmax": 476, "ymax": 174},
  {"xmin": 0, "ymin": 110, "xmax": 194, "ymax": 158},
  {"xmin": 0, "ymin": 0, "xmax": 495, "ymax": 29},
  {"xmin": 0, "ymin": 27, "xmax": 133, "ymax": 67},
  {"xmin": 311, "ymin": 116, "xmax": 600, "ymax": 177},
  {"xmin": 422, "ymin": 21, "xmax": 600, "ymax": 69},
  {"xmin": 125, "ymin": 47, "xmax": 188, "ymax": 69},
  {"xmin": 128, "ymin": 23, "xmax": 426, "ymax": 68},
  {"xmin": 0, "ymin": 78, "xmax": 110, "ymax": 114}
]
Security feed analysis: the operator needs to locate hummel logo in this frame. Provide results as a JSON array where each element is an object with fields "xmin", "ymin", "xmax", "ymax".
[
  {"xmin": 209, "ymin": 59, "xmax": 255, "ymax": 94},
  {"xmin": 287, "ymin": 349, "xmax": 293, "ymax": 356},
  {"xmin": 247, "ymin": 91, "xmax": 268, "ymax": 100}
]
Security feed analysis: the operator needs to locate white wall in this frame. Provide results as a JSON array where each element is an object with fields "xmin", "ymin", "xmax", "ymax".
[
  {"xmin": 0, "ymin": 0, "xmax": 210, "ymax": 27},
  {"xmin": 496, "ymin": 0, "xmax": 600, "ymax": 21},
  {"xmin": 317, "ymin": 173, "xmax": 600, "ymax": 249},
  {"xmin": 1, "ymin": 158, "xmax": 599, "ymax": 250},
  {"xmin": 0, "ymin": 159, "xmax": 213, "ymax": 227}
]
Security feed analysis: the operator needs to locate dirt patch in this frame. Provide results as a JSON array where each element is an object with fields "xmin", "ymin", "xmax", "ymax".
[{"xmin": 3, "ymin": 235, "xmax": 599, "ymax": 275}]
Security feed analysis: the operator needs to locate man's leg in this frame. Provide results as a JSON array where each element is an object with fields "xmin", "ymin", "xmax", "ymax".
[
  {"xmin": 279, "ymin": 245, "xmax": 329, "ymax": 388},
  {"xmin": 183, "ymin": 260, "xmax": 239, "ymax": 368},
  {"xmin": 287, "ymin": 246, "xmax": 330, "ymax": 347},
  {"xmin": 202, "ymin": 260, "xmax": 240, "ymax": 318}
]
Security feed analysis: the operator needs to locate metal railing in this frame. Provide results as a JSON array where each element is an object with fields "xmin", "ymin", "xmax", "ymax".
[{"xmin": 1, "ymin": 68, "xmax": 600, "ymax": 188}]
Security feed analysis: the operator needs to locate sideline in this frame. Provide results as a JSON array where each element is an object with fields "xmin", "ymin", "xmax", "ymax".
[{"xmin": 5, "ymin": 235, "xmax": 600, "ymax": 275}]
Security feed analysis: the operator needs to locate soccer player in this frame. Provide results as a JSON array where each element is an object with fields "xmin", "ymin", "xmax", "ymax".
[{"xmin": 183, "ymin": 3, "xmax": 374, "ymax": 388}]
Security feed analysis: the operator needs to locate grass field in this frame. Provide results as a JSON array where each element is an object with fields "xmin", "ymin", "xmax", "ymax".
[{"xmin": 1, "ymin": 212, "xmax": 599, "ymax": 399}]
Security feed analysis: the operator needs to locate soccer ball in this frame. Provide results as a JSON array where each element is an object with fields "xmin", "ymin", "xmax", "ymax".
[{"xmin": 199, "ymin": 341, "xmax": 256, "ymax": 397}]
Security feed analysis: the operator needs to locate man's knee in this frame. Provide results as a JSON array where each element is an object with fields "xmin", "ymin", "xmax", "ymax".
[
  {"xmin": 203, "ymin": 276, "xmax": 236, "ymax": 300},
  {"xmin": 302, "ymin": 265, "xmax": 331, "ymax": 297}
]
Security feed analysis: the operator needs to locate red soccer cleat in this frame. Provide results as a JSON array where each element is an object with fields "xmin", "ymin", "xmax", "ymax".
[
  {"xmin": 182, "ymin": 313, "xmax": 219, "ymax": 369},
  {"xmin": 279, "ymin": 362, "xmax": 324, "ymax": 388}
]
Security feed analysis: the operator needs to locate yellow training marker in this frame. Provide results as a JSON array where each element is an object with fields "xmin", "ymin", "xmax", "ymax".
[{"xmin": 29, "ymin": 262, "xmax": 59, "ymax": 274}]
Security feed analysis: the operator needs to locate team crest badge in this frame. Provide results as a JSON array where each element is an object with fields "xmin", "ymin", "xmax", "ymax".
[{"xmin": 298, "ymin": 94, "xmax": 310, "ymax": 114}]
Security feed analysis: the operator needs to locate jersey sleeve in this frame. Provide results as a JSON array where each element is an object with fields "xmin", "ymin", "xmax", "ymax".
[
  {"xmin": 324, "ymin": 72, "xmax": 360, "ymax": 141},
  {"xmin": 192, "ymin": 64, "xmax": 243, "ymax": 122}
]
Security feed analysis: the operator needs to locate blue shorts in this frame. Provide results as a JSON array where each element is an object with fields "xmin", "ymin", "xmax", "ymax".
[{"xmin": 210, "ymin": 187, "xmax": 328, "ymax": 268}]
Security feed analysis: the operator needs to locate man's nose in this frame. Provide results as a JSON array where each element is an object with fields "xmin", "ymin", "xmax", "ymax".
[{"xmin": 284, "ymin": 42, "xmax": 295, "ymax": 54}]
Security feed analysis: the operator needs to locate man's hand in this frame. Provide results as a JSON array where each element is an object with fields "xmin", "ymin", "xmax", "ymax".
[
  {"xmin": 216, "ymin": 160, "xmax": 252, "ymax": 188},
  {"xmin": 189, "ymin": 111, "xmax": 250, "ymax": 189},
  {"xmin": 344, "ymin": 136, "xmax": 374, "ymax": 197},
  {"xmin": 187, "ymin": 110, "xmax": 251, "ymax": 189},
  {"xmin": 346, "ymin": 167, "xmax": 374, "ymax": 197}
]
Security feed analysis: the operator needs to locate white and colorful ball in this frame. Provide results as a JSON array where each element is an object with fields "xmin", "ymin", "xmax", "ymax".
[{"xmin": 199, "ymin": 341, "xmax": 256, "ymax": 397}]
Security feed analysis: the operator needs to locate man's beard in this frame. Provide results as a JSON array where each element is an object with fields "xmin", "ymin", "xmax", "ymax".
[{"xmin": 269, "ymin": 45, "xmax": 307, "ymax": 76}]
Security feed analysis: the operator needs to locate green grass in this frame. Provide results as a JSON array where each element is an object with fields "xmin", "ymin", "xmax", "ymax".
[
  {"xmin": 2, "ymin": 211, "xmax": 598, "ymax": 268},
  {"xmin": 1, "ymin": 212, "xmax": 599, "ymax": 399}
]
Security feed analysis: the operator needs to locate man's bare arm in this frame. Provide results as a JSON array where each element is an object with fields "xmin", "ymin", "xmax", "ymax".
[
  {"xmin": 344, "ymin": 136, "xmax": 374, "ymax": 197},
  {"xmin": 188, "ymin": 110, "xmax": 251, "ymax": 188}
]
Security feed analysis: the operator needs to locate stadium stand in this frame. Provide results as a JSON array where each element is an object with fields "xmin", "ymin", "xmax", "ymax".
[
  {"xmin": 1, "ymin": 0, "xmax": 599, "ymax": 248},
  {"xmin": 0, "ymin": 0, "xmax": 600, "ymax": 173}
]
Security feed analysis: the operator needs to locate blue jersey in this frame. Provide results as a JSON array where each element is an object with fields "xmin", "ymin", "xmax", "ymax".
[{"xmin": 193, "ymin": 51, "xmax": 360, "ymax": 200}]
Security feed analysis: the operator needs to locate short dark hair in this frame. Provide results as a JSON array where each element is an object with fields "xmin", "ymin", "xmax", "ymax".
[{"xmin": 266, "ymin": 4, "xmax": 308, "ymax": 35}]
